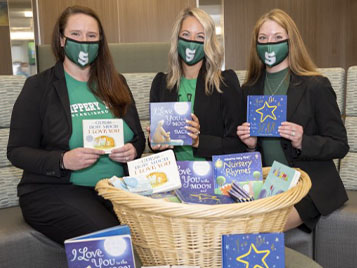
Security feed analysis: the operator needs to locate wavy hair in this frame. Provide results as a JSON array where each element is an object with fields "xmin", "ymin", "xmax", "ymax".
[
  {"xmin": 167, "ymin": 7, "xmax": 224, "ymax": 94},
  {"xmin": 52, "ymin": 5, "xmax": 131, "ymax": 117},
  {"xmin": 244, "ymin": 9, "xmax": 320, "ymax": 86}
]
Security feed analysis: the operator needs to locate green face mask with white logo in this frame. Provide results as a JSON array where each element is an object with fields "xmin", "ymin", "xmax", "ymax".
[
  {"xmin": 256, "ymin": 39, "xmax": 289, "ymax": 67},
  {"xmin": 177, "ymin": 37, "xmax": 205, "ymax": 65},
  {"xmin": 64, "ymin": 37, "xmax": 99, "ymax": 67}
]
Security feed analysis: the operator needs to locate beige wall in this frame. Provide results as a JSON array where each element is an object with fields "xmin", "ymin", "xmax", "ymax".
[
  {"xmin": 34, "ymin": 0, "xmax": 196, "ymax": 44},
  {"xmin": 224, "ymin": 0, "xmax": 357, "ymax": 71}
]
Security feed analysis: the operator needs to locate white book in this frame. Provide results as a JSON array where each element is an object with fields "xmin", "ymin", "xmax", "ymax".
[
  {"xmin": 127, "ymin": 150, "xmax": 182, "ymax": 193},
  {"xmin": 83, "ymin": 119, "xmax": 124, "ymax": 153}
]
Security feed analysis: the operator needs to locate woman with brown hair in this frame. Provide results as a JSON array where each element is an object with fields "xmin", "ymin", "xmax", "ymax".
[
  {"xmin": 7, "ymin": 5, "xmax": 145, "ymax": 244},
  {"xmin": 237, "ymin": 8, "xmax": 348, "ymax": 232}
]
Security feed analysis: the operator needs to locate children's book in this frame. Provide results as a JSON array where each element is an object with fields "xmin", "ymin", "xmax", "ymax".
[
  {"xmin": 127, "ymin": 150, "xmax": 181, "ymax": 193},
  {"xmin": 212, "ymin": 152, "xmax": 264, "ymax": 199},
  {"xmin": 259, "ymin": 161, "xmax": 301, "ymax": 198},
  {"xmin": 222, "ymin": 232, "xmax": 285, "ymax": 268},
  {"xmin": 83, "ymin": 119, "xmax": 124, "ymax": 153},
  {"xmin": 247, "ymin": 95, "xmax": 287, "ymax": 137},
  {"xmin": 142, "ymin": 266, "xmax": 200, "ymax": 268},
  {"xmin": 64, "ymin": 225, "xmax": 136, "ymax": 268},
  {"xmin": 150, "ymin": 191, "xmax": 181, "ymax": 203},
  {"xmin": 108, "ymin": 175, "xmax": 153, "ymax": 196},
  {"xmin": 150, "ymin": 102, "xmax": 192, "ymax": 146},
  {"xmin": 228, "ymin": 181, "xmax": 254, "ymax": 203},
  {"xmin": 176, "ymin": 192, "xmax": 236, "ymax": 205}
]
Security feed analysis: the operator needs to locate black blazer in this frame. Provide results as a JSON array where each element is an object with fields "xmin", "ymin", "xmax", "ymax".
[
  {"xmin": 150, "ymin": 68, "xmax": 246, "ymax": 158},
  {"xmin": 243, "ymin": 71, "xmax": 349, "ymax": 215},
  {"xmin": 7, "ymin": 61, "xmax": 145, "ymax": 196}
]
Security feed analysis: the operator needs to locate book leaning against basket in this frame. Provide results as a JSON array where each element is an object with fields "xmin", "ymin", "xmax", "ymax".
[
  {"xmin": 64, "ymin": 225, "xmax": 136, "ymax": 268},
  {"xmin": 83, "ymin": 119, "xmax": 124, "ymax": 153}
]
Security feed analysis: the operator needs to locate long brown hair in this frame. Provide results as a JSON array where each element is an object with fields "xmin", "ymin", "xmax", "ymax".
[
  {"xmin": 167, "ymin": 8, "xmax": 223, "ymax": 95},
  {"xmin": 244, "ymin": 9, "xmax": 320, "ymax": 86},
  {"xmin": 52, "ymin": 5, "xmax": 131, "ymax": 117}
]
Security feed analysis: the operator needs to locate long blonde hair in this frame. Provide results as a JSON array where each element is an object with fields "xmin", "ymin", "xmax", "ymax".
[
  {"xmin": 244, "ymin": 9, "xmax": 320, "ymax": 86},
  {"xmin": 167, "ymin": 7, "xmax": 223, "ymax": 94}
]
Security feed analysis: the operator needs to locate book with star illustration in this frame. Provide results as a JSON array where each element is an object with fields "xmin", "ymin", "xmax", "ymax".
[
  {"xmin": 212, "ymin": 152, "xmax": 264, "ymax": 199},
  {"xmin": 127, "ymin": 150, "xmax": 182, "ymax": 194},
  {"xmin": 247, "ymin": 95, "xmax": 287, "ymax": 137},
  {"xmin": 150, "ymin": 102, "xmax": 192, "ymax": 146},
  {"xmin": 175, "ymin": 161, "xmax": 215, "ymax": 203},
  {"xmin": 221, "ymin": 232, "xmax": 285, "ymax": 268},
  {"xmin": 258, "ymin": 161, "xmax": 301, "ymax": 198},
  {"xmin": 64, "ymin": 225, "xmax": 136, "ymax": 268},
  {"xmin": 83, "ymin": 119, "xmax": 124, "ymax": 153}
]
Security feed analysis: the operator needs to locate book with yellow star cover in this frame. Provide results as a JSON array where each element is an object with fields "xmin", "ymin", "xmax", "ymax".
[
  {"xmin": 247, "ymin": 95, "xmax": 287, "ymax": 137},
  {"xmin": 64, "ymin": 225, "xmax": 136, "ymax": 268},
  {"xmin": 221, "ymin": 232, "xmax": 285, "ymax": 268},
  {"xmin": 212, "ymin": 152, "xmax": 264, "ymax": 199}
]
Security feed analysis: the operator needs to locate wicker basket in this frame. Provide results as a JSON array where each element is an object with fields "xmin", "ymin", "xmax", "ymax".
[{"xmin": 96, "ymin": 167, "xmax": 311, "ymax": 268}]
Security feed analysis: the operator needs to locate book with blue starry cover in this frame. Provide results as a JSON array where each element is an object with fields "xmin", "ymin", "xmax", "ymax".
[
  {"xmin": 222, "ymin": 232, "xmax": 285, "ymax": 268},
  {"xmin": 247, "ymin": 95, "xmax": 287, "ymax": 137},
  {"xmin": 212, "ymin": 152, "xmax": 264, "ymax": 199},
  {"xmin": 150, "ymin": 102, "xmax": 192, "ymax": 146},
  {"xmin": 64, "ymin": 225, "xmax": 136, "ymax": 268}
]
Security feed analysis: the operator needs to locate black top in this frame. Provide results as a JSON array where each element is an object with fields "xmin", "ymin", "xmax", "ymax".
[
  {"xmin": 243, "ymin": 71, "xmax": 349, "ymax": 215},
  {"xmin": 150, "ymin": 68, "xmax": 246, "ymax": 158},
  {"xmin": 7, "ymin": 61, "xmax": 145, "ymax": 196}
]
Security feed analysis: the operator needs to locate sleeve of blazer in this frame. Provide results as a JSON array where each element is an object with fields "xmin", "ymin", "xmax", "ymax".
[
  {"xmin": 150, "ymin": 72, "xmax": 166, "ymax": 103},
  {"xmin": 194, "ymin": 70, "xmax": 246, "ymax": 157},
  {"xmin": 7, "ymin": 75, "xmax": 65, "ymax": 178},
  {"xmin": 120, "ymin": 74, "xmax": 145, "ymax": 159},
  {"xmin": 299, "ymin": 76, "xmax": 349, "ymax": 160}
]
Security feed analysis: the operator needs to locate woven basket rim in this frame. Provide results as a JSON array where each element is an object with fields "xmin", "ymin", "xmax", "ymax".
[{"xmin": 96, "ymin": 167, "xmax": 311, "ymax": 219}]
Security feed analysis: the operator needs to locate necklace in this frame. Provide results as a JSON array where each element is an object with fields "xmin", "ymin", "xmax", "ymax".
[{"xmin": 265, "ymin": 71, "xmax": 289, "ymax": 95}]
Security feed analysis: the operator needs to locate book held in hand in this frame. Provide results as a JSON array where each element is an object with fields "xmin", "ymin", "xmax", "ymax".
[
  {"xmin": 212, "ymin": 152, "xmax": 263, "ymax": 199},
  {"xmin": 127, "ymin": 150, "xmax": 181, "ymax": 193},
  {"xmin": 150, "ymin": 102, "xmax": 192, "ymax": 146},
  {"xmin": 64, "ymin": 225, "xmax": 136, "ymax": 268},
  {"xmin": 247, "ymin": 95, "xmax": 287, "ymax": 137},
  {"xmin": 222, "ymin": 232, "xmax": 285, "ymax": 268},
  {"xmin": 259, "ymin": 161, "xmax": 301, "ymax": 198},
  {"xmin": 83, "ymin": 119, "xmax": 124, "ymax": 153}
]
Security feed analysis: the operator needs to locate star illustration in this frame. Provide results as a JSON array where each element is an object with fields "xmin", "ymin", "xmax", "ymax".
[
  {"xmin": 255, "ymin": 101, "xmax": 277, "ymax": 123},
  {"xmin": 236, "ymin": 243, "xmax": 270, "ymax": 268},
  {"xmin": 191, "ymin": 193, "xmax": 220, "ymax": 203}
]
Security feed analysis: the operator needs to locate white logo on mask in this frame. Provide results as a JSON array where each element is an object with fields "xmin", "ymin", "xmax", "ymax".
[
  {"xmin": 265, "ymin": 51, "xmax": 276, "ymax": 66},
  {"xmin": 78, "ymin": 51, "xmax": 89, "ymax": 66},
  {"xmin": 185, "ymin": 48, "xmax": 196, "ymax": 62}
]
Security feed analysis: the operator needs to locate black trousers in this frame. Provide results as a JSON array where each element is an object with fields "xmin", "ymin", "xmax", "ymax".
[{"xmin": 19, "ymin": 184, "xmax": 119, "ymax": 244}]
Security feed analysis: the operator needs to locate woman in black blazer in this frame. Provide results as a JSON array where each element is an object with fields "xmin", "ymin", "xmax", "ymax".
[
  {"xmin": 150, "ymin": 7, "xmax": 245, "ymax": 160},
  {"xmin": 237, "ymin": 9, "xmax": 348, "ymax": 232}
]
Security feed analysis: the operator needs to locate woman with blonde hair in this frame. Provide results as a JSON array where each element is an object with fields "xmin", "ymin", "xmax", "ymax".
[
  {"xmin": 237, "ymin": 9, "xmax": 348, "ymax": 232},
  {"xmin": 150, "ymin": 7, "xmax": 245, "ymax": 160}
]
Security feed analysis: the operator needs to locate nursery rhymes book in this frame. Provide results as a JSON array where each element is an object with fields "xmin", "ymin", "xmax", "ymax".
[
  {"xmin": 222, "ymin": 232, "xmax": 285, "ymax": 268},
  {"xmin": 150, "ymin": 102, "xmax": 192, "ymax": 146},
  {"xmin": 212, "ymin": 152, "xmax": 263, "ymax": 199},
  {"xmin": 64, "ymin": 225, "xmax": 136, "ymax": 268},
  {"xmin": 259, "ymin": 161, "xmax": 301, "ymax": 198},
  {"xmin": 83, "ymin": 119, "xmax": 124, "ymax": 153},
  {"xmin": 247, "ymin": 95, "xmax": 287, "ymax": 137},
  {"xmin": 127, "ymin": 150, "xmax": 181, "ymax": 193}
]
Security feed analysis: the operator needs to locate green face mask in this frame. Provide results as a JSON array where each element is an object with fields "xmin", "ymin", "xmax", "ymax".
[
  {"xmin": 256, "ymin": 39, "xmax": 289, "ymax": 67},
  {"xmin": 177, "ymin": 37, "xmax": 205, "ymax": 65},
  {"xmin": 64, "ymin": 37, "xmax": 99, "ymax": 67}
]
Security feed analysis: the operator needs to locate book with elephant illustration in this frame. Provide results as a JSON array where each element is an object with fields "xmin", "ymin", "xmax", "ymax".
[
  {"xmin": 212, "ymin": 152, "xmax": 264, "ymax": 199},
  {"xmin": 150, "ymin": 102, "xmax": 192, "ymax": 146},
  {"xmin": 127, "ymin": 150, "xmax": 182, "ymax": 193},
  {"xmin": 82, "ymin": 118, "xmax": 124, "ymax": 153}
]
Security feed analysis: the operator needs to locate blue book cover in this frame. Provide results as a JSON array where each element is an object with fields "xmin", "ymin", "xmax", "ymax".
[
  {"xmin": 222, "ymin": 232, "xmax": 285, "ymax": 268},
  {"xmin": 259, "ymin": 161, "xmax": 301, "ymax": 198},
  {"xmin": 150, "ymin": 102, "xmax": 192, "ymax": 146},
  {"xmin": 64, "ymin": 225, "xmax": 136, "ymax": 268},
  {"xmin": 247, "ymin": 95, "xmax": 287, "ymax": 137},
  {"xmin": 212, "ymin": 152, "xmax": 263, "ymax": 199},
  {"xmin": 175, "ymin": 161, "xmax": 234, "ymax": 204}
]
